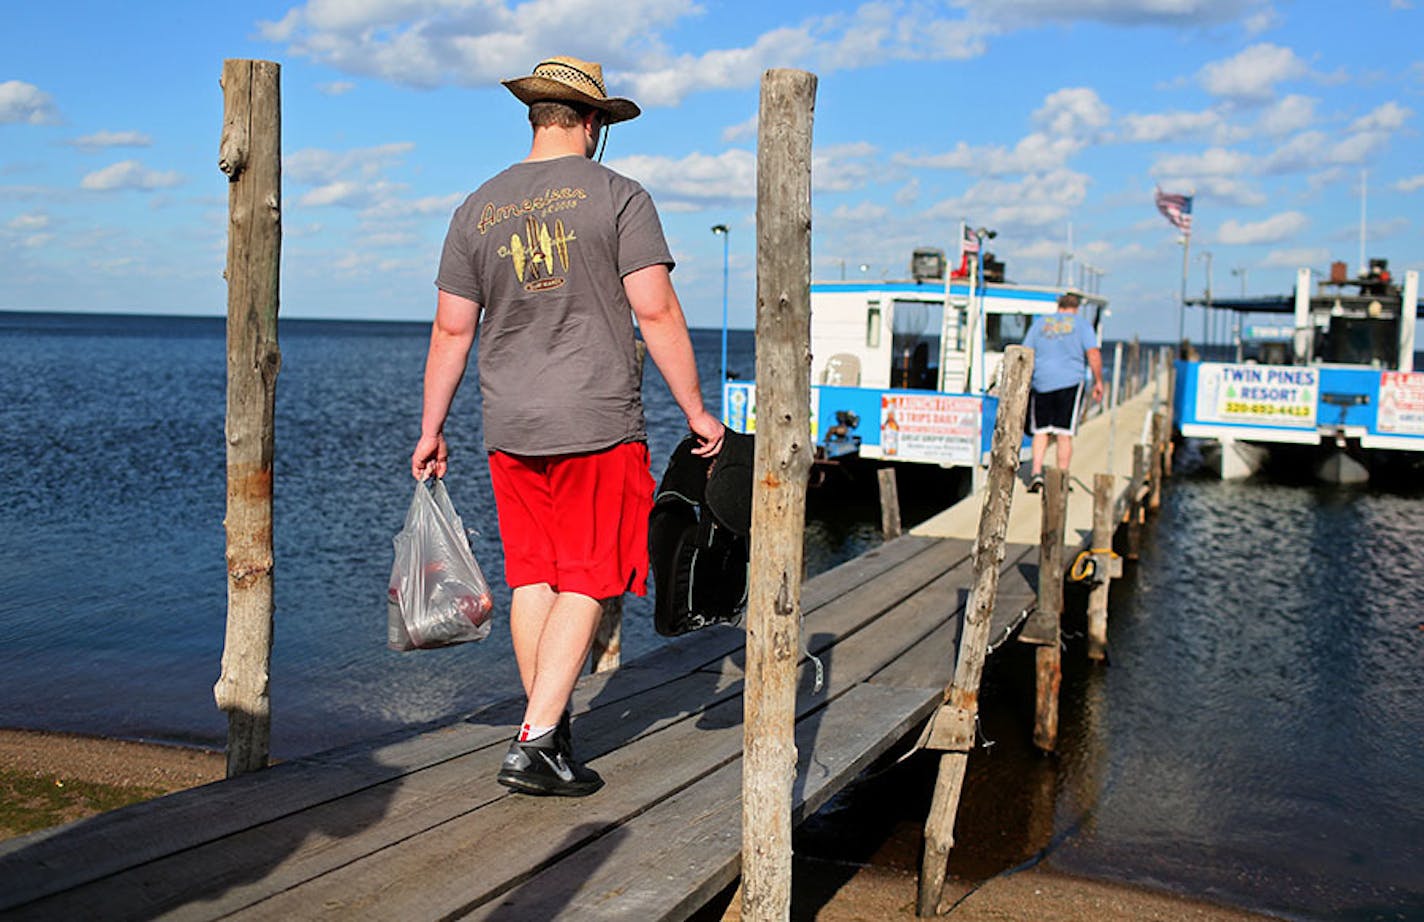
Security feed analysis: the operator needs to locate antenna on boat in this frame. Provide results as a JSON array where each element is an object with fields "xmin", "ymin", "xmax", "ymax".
[{"xmin": 1359, "ymin": 170, "xmax": 1368, "ymax": 277}]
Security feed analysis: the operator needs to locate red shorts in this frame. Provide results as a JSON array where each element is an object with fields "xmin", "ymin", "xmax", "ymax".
[{"xmin": 488, "ymin": 441, "xmax": 654, "ymax": 599}]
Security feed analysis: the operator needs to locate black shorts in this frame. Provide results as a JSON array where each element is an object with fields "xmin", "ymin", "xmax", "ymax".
[{"xmin": 1028, "ymin": 384, "xmax": 1084, "ymax": 436}]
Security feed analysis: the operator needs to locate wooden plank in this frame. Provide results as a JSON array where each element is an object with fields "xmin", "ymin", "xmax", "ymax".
[
  {"xmin": 628, "ymin": 534, "xmax": 943, "ymax": 678},
  {"xmin": 0, "ymin": 663, "xmax": 698, "ymax": 908},
  {"xmin": 0, "ymin": 539, "xmax": 959, "ymax": 911},
  {"xmin": 15, "ymin": 550, "xmax": 968, "ymax": 922},
  {"xmin": 464, "ymin": 683, "xmax": 940, "ymax": 921},
  {"xmin": 867, "ymin": 544, "xmax": 1035, "ymax": 690},
  {"xmin": 0, "ymin": 663, "xmax": 752, "ymax": 922},
  {"xmin": 218, "ymin": 588, "xmax": 958, "ymax": 921}
]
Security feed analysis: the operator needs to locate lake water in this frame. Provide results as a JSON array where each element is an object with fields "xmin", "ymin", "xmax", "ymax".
[{"xmin": 2, "ymin": 311, "xmax": 1420, "ymax": 920}]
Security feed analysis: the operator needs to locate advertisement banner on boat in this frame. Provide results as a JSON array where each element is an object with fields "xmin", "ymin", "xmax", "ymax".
[
  {"xmin": 722, "ymin": 381, "xmax": 819, "ymax": 439},
  {"xmin": 1377, "ymin": 371, "xmax": 1424, "ymax": 435},
  {"xmin": 879, "ymin": 393, "xmax": 981, "ymax": 465},
  {"xmin": 1195, "ymin": 363, "xmax": 1317, "ymax": 429}
]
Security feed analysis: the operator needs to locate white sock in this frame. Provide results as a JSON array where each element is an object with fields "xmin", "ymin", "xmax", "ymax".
[{"xmin": 518, "ymin": 722, "xmax": 556, "ymax": 742}]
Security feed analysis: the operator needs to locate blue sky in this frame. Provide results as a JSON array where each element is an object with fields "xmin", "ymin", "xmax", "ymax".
[{"xmin": 2, "ymin": 0, "xmax": 1421, "ymax": 341}]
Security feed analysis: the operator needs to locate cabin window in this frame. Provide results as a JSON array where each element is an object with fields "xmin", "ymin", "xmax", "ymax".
[
  {"xmin": 986, "ymin": 313, "xmax": 1031, "ymax": 351},
  {"xmin": 866, "ymin": 302, "xmax": 882, "ymax": 348},
  {"xmin": 890, "ymin": 300, "xmax": 944, "ymax": 390}
]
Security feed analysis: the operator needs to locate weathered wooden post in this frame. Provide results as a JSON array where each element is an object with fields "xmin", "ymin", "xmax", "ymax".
[
  {"xmin": 1126, "ymin": 444, "xmax": 1149, "ymax": 560},
  {"xmin": 877, "ymin": 467, "xmax": 902, "ymax": 539},
  {"xmin": 589, "ymin": 598, "xmax": 622, "ymax": 673},
  {"xmin": 741, "ymin": 67, "xmax": 816, "ymax": 922},
  {"xmin": 1029, "ymin": 466, "xmax": 1068, "ymax": 751},
  {"xmin": 213, "ymin": 59, "xmax": 281, "ymax": 778},
  {"xmin": 1127, "ymin": 337, "xmax": 1141, "ymax": 398},
  {"xmin": 1086, "ymin": 472, "xmax": 1120, "ymax": 661},
  {"xmin": 917, "ymin": 345, "xmax": 1033, "ymax": 916},
  {"xmin": 1149, "ymin": 410, "xmax": 1166, "ymax": 511}
]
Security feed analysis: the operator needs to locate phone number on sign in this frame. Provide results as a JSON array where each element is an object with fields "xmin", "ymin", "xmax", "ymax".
[{"xmin": 1223, "ymin": 401, "xmax": 1311, "ymax": 417}]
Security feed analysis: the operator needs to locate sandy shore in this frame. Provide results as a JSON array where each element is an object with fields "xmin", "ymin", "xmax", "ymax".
[{"xmin": 0, "ymin": 729, "xmax": 1276, "ymax": 920}]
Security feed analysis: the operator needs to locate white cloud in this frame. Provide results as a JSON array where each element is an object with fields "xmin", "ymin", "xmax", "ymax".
[
  {"xmin": 829, "ymin": 201, "xmax": 890, "ymax": 223},
  {"xmin": 1261, "ymin": 246, "xmax": 1330, "ymax": 269},
  {"xmin": 1349, "ymin": 101, "xmax": 1410, "ymax": 133},
  {"xmin": 69, "ymin": 130, "xmax": 153, "ymax": 150},
  {"xmin": 964, "ymin": 0, "xmax": 1267, "ymax": 27},
  {"xmin": 1152, "ymin": 146, "xmax": 1255, "ymax": 179},
  {"xmin": 0, "ymin": 80, "xmax": 59, "ymax": 125},
  {"xmin": 1198, "ymin": 43, "xmax": 1306, "ymax": 102},
  {"xmin": 1256, "ymin": 94, "xmax": 1316, "ymax": 136},
  {"xmin": 1032, "ymin": 87, "xmax": 1110, "ymax": 137},
  {"xmin": 1216, "ymin": 210, "xmax": 1308, "ymax": 244},
  {"xmin": 6, "ymin": 212, "xmax": 51, "ymax": 232},
  {"xmin": 927, "ymin": 168, "xmax": 1091, "ymax": 230},
  {"xmin": 721, "ymin": 114, "xmax": 757, "ymax": 144},
  {"xmin": 318, "ymin": 81, "xmax": 356, "ymax": 96},
  {"xmin": 1396, "ymin": 175, "xmax": 1424, "ymax": 193},
  {"xmin": 895, "ymin": 177, "xmax": 920, "ymax": 206},
  {"xmin": 814, "ymin": 142, "xmax": 880, "ymax": 193},
  {"xmin": 257, "ymin": 1, "xmax": 1000, "ymax": 107},
  {"xmin": 286, "ymin": 143, "xmax": 416, "ymax": 184},
  {"xmin": 80, "ymin": 160, "xmax": 184, "ymax": 191},
  {"xmin": 1260, "ymin": 128, "xmax": 1390, "ymax": 174},
  {"xmin": 1117, "ymin": 109, "xmax": 1220, "ymax": 143},
  {"xmin": 606, "ymin": 149, "xmax": 757, "ymax": 204}
]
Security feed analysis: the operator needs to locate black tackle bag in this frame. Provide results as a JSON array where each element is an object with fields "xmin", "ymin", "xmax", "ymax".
[{"xmin": 648, "ymin": 430, "xmax": 754, "ymax": 637}]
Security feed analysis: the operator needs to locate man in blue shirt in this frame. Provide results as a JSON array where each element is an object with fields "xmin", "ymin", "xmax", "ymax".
[{"xmin": 1022, "ymin": 293, "xmax": 1104, "ymax": 492}]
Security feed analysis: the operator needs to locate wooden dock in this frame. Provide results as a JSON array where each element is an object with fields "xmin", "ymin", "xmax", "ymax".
[
  {"xmin": 0, "ymin": 536, "xmax": 1037, "ymax": 921},
  {"xmin": 2, "ymin": 338, "xmax": 1173, "ymax": 920},
  {"xmin": 913, "ymin": 364, "xmax": 1167, "ymax": 548}
]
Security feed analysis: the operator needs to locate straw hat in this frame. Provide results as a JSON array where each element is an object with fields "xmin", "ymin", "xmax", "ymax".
[{"xmin": 502, "ymin": 56, "xmax": 641, "ymax": 124}]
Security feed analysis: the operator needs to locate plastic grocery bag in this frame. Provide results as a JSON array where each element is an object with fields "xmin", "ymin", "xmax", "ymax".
[{"xmin": 387, "ymin": 478, "xmax": 494, "ymax": 651}]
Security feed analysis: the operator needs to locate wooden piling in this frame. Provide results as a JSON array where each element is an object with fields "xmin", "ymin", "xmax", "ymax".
[
  {"xmin": 740, "ymin": 67, "xmax": 816, "ymax": 922},
  {"xmin": 1150, "ymin": 410, "xmax": 1166, "ymax": 511},
  {"xmin": 1126, "ymin": 444, "xmax": 1148, "ymax": 560},
  {"xmin": 213, "ymin": 59, "xmax": 282, "ymax": 779},
  {"xmin": 589, "ymin": 598, "xmax": 622, "ymax": 673},
  {"xmin": 878, "ymin": 467, "xmax": 902, "ymax": 539},
  {"xmin": 1086, "ymin": 472, "xmax": 1116, "ymax": 661},
  {"xmin": 1031, "ymin": 466, "xmax": 1068, "ymax": 751},
  {"xmin": 917, "ymin": 346, "xmax": 1034, "ymax": 917}
]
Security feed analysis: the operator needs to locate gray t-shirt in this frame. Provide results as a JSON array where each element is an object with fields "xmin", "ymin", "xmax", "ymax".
[{"xmin": 436, "ymin": 156, "xmax": 674, "ymax": 455}]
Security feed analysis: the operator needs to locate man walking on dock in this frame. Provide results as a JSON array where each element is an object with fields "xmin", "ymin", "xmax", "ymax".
[
  {"xmin": 411, "ymin": 56, "xmax": 724, "ymax": 797},
  {"xmin": 1023, "ymin": 292, "xmax": 1104, "ymax": 492}
]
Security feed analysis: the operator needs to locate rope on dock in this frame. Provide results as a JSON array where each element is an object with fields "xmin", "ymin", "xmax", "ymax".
[{"xmin": 1068, "ymin": 548, "xmax": 1120, "ymax": 583}]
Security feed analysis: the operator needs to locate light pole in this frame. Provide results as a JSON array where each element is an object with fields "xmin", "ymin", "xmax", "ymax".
[
  {"xmin": 711, "ymin": 224, "xmax": 729, "ymax": 406},
  {"xmin": 972, "ymin": 226, "xmax": 997, "ymax": 393},
  {"xmin": 1231, "ymin": 266, "xmax": 1247, "ymax": 297},
  {"xmin": 1200, "ymin": 250, "xmax": 1213, "ymax": 349}
]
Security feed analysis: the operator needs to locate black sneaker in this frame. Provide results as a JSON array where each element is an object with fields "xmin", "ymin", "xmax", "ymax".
[
  {"xmin": 497, "ymin": 727, "xmax": 603, "ymax": 797},
  {"xmin": 1027, "ymin": 473, "xmax": 1044, "ymax": 493}
]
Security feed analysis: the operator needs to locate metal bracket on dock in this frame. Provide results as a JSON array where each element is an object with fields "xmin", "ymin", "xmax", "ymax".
[{"xmin": 925, "ymin": 704, "xmax": 977, "ymax": 752}]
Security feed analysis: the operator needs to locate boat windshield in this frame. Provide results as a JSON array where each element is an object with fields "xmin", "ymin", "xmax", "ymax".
[{"xmin": 1314, "ymin": 316, "xmax": 1399, "ymax": 367}]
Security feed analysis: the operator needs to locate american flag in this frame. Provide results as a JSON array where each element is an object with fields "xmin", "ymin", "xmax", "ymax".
[
  {"xmin": 1154, "ymin": 188, "xmax": 1193, "ymax": 234},
  {"xmin": 960, "ymin": 222, "xmax": 979, "ymax": 255}
]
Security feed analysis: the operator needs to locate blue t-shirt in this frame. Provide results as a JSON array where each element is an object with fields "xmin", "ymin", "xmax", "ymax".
[{"xmin": 1023, "ymin": 311, "xmax": 1098, "ymax": 392}]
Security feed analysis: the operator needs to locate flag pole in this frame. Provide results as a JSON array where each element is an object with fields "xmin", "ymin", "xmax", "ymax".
[{"xmin": 1177, "ymin": 231, "xmax": 1191, "ymax": 346}]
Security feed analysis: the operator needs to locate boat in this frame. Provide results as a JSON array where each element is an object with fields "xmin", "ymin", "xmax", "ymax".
[
  {"xmin": 721, "ymin": 240, "xmax": 1106, "ymax": 485},
  {"xmin": 1173, "ymin": 258, "xmax": 1424, "ymax": 483}
]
